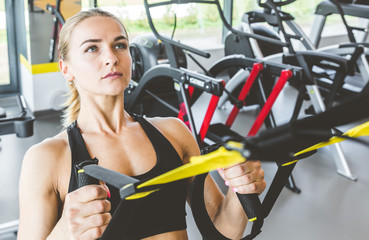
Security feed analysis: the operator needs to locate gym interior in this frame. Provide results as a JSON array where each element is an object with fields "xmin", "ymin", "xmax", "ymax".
[{"xmin": 1, "ymin": 0, "xmax": 369, "ymax": 239}]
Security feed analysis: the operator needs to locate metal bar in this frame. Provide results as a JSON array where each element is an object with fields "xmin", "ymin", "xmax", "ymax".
[
  {"xmin": 199, "ymin": 95, "xmax": 220, "ymax": 143},
  {"xmin": 248, "ymin": 69, "xmax": 292, "ymax": 137},
  {"xmin": 144, "ymin": 90, "xmax": 179, "ymax": 114},
  {"xmin": 0, "ymin": 220, "xmax": 18, "ymax": 235},
  {"xmin": 305, "ymin": 84, "xmax": 357, "ymax": 181},
  {"xmin": 225, "ymin": 63, "xmax": 264, "ymax": 127}
]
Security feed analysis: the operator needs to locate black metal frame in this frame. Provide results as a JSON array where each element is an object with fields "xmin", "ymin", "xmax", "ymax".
[{"xmin": 46, "ymin": 0, "xmax": 65, "ymax": 62}]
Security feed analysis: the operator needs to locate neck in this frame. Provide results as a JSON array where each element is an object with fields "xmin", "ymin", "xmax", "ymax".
[{"xmin": 77, "ymin": 93, "xmax": 129, "ymax": 134}]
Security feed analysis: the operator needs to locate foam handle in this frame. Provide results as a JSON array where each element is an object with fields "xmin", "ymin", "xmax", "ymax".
[
  {"xmin": 77, "ymin": 170, "xmax": 99, "ymax": 188},
  {"xmin": 76, "ymin": 159, "xmax": 100, "ymax": 188},
  {"xmin": 237, "ymin": 193, "xmax": 262, "ymax": 221}
]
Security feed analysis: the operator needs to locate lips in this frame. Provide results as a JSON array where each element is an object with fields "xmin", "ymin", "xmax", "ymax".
[{"xmin": 103, "ymin": 71, "xmax": 123, "ymax": 79}]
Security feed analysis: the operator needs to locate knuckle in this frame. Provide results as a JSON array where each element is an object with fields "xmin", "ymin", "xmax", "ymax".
[
  {"xmin": 66, "ymin": 207, "xmax": 79, "ymax": 219},
  {"xmin": 105, "ymin": 200, "xmax": 111, "ymax": 212},
  {"xmin": 261, "ymin": 180, "xmax": 267, "ymax": 190},
  {"xmin": 94, "ymin": 214, "xmax": 105, "ymax": 226},
  {"xmin": 243, "ymin": 174, "xmax": 251, "ymax": 183},
  {"xmin": 259, "ymin": 168, "xmax": 265, "ymax": 178},
  {"xmin": 253, "ymin": 160, "xmax": 261, "ymax": 168},
  {"xmin": 91, "ymin": 186, "xmax": 101, "ymax": 198},
  {"xmin": 90, "ymin": 227, "xmax": 103, "ymax": 238},
  {"xmin": 65, "ymin": 193, "xmax": 74, "ymax": 203},
  {"xmin": 95, "ymin": 200, "xmax": 106, "ymax": 212},
  {"xmin": 248, "ymin": 182, "xmax": 257, "ymax": 192},
  {"xmin": 106, "ymin": 212, "xmax": 112, "ymax": 222}
]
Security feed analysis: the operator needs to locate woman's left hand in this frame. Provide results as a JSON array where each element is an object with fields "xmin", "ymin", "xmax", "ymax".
[{"xmin": 218, "ymin": 160, "xmax": 266, "ymax": 195}]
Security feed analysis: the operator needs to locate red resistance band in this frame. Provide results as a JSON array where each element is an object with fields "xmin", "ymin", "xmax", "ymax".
[
  {"xmin": 198, "ymin": 80, "xmax": 226, "ymax": 143},
  {"xmin": 247, "ymin": 69, "xmax": 293, "ymax": 137},
  {"xmin": 177, "ymin": 86, "xmax": 195, "ymax": 122},
  {"xmin": 225, "ymin": 63, "xmax": 264, "ymax": 128}
]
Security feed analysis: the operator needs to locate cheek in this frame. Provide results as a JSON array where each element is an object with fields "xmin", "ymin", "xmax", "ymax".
[
  {"xmin": 124, "ymin": 54, "xmax": 132, "ymax": 68},
  {"xmin": 123, "ymin": 55, "xmax": 132, "ymax": 73},
  {"xmin": 71, "ymin": 57, "xmax": 100, "ymax": 77}
]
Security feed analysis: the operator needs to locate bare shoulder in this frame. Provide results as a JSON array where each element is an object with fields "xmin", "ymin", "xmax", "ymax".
[
  {"xmin": 20, "ymin": 131, "xmax": 70, "ymax": 191},
  {"xmin": 146, "ymin": 117, "xmax": 200, "ymax": 162},
  {"xmin": 23, "ymin": 131, "xmax": 69, "ymax": 167},
  {"xmin": 148, "ymin": 116, "xmax": 188, "ymax": 133},
  {"xmin": 18, "ymin": 131, "xmax": 70, "ymax": 238}
]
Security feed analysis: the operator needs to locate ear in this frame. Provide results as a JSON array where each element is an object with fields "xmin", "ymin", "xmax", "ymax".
[{"xmin": 59, "ymin": 59, "xmax": 74, "ymax": 82}]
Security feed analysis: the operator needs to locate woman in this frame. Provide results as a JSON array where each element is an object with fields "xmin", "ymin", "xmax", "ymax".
[{"xmin": 18, "ymin": 8, "xmax": 266, "ymax": 240}]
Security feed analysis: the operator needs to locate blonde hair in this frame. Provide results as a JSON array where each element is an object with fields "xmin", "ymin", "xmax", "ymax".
[{"xmin": 59, "ymin": 8, "xmax": 129, "ymax": 128}]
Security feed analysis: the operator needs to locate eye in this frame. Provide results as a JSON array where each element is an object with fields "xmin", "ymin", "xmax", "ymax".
[
  {"xmin": 115, "ymin": 42, "xmax": 127, "ymax": 50},
  {"xmin": 85, "ymin": 45, "xmax": 98, "ymax": 53}
]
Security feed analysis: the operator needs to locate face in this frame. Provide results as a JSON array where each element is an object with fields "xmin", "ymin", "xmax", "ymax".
[{"xmin": 60, "ymin": 16, "xmax": 131, "ymax": 97}]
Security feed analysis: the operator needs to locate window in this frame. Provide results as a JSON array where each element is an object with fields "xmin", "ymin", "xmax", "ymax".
[
  {"xmin": 0, "ymin": 0, "xmax": 22, "ymax": 94},
  {"xmin": 0, "ymin": 0, "xmax": 10, "ymax": 87},
  {"xmin": 87, "ymin": 0, "xmax": 228, "ymax": 49}
]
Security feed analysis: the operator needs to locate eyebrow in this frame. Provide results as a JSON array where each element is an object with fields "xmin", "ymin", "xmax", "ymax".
[{"xmin": 79, "ymin": 35, "xmax": 127, "ymax": 47}]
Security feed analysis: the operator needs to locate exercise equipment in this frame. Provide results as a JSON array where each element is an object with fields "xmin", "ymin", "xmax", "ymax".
[
  {"xmin": 0, "ymin": 94, "xmax": 34, "ymax": 238},
  {"xmin": 126, "ymin": 0, "xmax": 291, "ymax": 128},
  {"xmin": 79, "ymin": 88, "xmax": 369, "ymax": 239},
  {"xmin": 191, "ymin": 87, "xmax": 369, "ymax": 240},
  {"xmin": 310, "ymin": 0, "xmax": 369, "ymax": 48},
  {"xmin": 227, "ymin": 0, "xmax": 367, "ymax": 180},
  {"xmin": 236, "ymin": 0, "xmax": 368, "ymax": 96},
  {"xmin": 0, "ymin": 95, "xmax": 34, "ymax": 138},
  {"xmin": 45, "ymin": 0, "xmax": 83, "ymax": 62},
  {"xmin": 310, "ymin": 0, "xmax": 369, "ymax": 91},
  {"xmin": 130, "ymin": 33, "xmax": 187, "ymax": 82},
  {"xmin": 126, "ymin": 0, "xmax": 304, "ymax": 194},
  {"xmin": 46, "ymin": 0, "xmax": 65, "ymax": 62},
  {"xmin": 0, "ymin": 220, "xmax": 19, "ymax": 239}
]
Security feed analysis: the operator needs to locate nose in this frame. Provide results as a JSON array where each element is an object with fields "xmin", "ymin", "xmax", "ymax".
[{"xmin": 105, "ymin": 49, "xmax": 119, "ymax": 66}]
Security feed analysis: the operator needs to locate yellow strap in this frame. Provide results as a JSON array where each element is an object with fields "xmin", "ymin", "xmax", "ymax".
[
  {"xmin": 295, "ymin": 121, "xmax": 369, "ymax": 156},
  {"xmin": 249, "ymin": 217, "xmax": 257, "ymax": 222},
  {"xmin": 137, "ymin": 142, "xmax": 245, "ymax": 189},
  {"xmin": 126, "ymin": 190, "xmax": 160, "ymax": 200},
  {"xmin": 129, "ymin": 121, "xmax": 369, "ymax": 199}
]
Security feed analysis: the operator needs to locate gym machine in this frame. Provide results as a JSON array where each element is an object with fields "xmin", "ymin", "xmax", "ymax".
[
  {"xmin": 235, "ymin": 0, "xmax": 369, "ymax": 94},
  {"xmin": 0, "ymin": 95, "xmax": 34, "ymax": 138},
  {"xmin": 225, "ymin": 0, "xmax": 368, "ymax": 180},
  {"xmin": 78, "ymin": 87, "xmax": 369, "ymax": 240},
  {"xmin": 310, "ymin": 0, "xmax": 369, "ymax": 48},
  {"xmin": 125, "ymin": 0, "xmax": 298, "ymax": 144},
  {"xmin": 126, "ymin": 0, "xmax": 306, "ymax": 196},
  {"xmin": 0, "ymin": 94, "xmax": 35, "ymax": 239},
  {"xmin": 46, "ymin": 0, "xmax": 99, "ymax": 62}
]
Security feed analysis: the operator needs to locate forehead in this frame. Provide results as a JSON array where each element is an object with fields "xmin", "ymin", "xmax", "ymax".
[{"xmin": 71, "ymin": 16, "xmax": 127, "ymax": 42}]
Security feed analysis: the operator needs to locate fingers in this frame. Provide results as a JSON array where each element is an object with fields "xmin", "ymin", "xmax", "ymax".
[
  {"xmin": 217, "ymin": 161, "xmax": 266, "ymax": 195},
  {"xmin": 63, "ymin": 185, "xmax": 112, "ymax": 239},
  {"xmin": 68, "ymin": 185, "xmax": 110, "ymax": 203},
  {"xmin": 78, "ymin": 212, "xmax": 112, "ymax": 240},
  {"xmin": 65, "ymin": 185, "xmax": 111, "ymax": 218},
  {"xmin": 77, "ymin": 198, "xmax": 112, "ymax": 217}
]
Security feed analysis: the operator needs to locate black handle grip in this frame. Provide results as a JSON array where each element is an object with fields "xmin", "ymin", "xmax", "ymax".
[
  {"xmin": 76, "ymin": 159, "xmax": 100, "ymax": 188},
  {"xmin": 237, "ymin": 193, "xmax": 262, "ymax": 221},
  {"xmin": 77, "ymin": 170, "xmax": 99, "ymax": 188}
]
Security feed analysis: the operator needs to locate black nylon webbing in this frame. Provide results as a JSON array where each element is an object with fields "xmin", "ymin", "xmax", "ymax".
[{"xmin": 190, "ymin": 162, "xmax": 297, "ymax": 240}]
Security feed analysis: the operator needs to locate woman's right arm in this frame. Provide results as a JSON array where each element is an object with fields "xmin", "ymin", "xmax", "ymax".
[{"xmin": 18, "ymin": 140, "xmax": 111, "ymax": 240}]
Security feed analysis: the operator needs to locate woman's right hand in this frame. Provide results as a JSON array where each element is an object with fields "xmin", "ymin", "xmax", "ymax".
[{"xmin": 58, "ymin": 184, "xmax": 111, "ymax": 240}]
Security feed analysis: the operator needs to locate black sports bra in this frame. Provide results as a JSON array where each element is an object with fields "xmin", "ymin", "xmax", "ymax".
[{"xmin": 67, "ymin": 114, "xmax": 188, "ymax": 239}]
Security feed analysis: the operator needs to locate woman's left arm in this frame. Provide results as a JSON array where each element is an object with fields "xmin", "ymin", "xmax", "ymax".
[
  {"xmin": 209, "ymin": 161, "xmax": 266, "ymax": 239},
  {"xmin": 152, "ymin": 117, "xmax": 266, "ymax": 239}
]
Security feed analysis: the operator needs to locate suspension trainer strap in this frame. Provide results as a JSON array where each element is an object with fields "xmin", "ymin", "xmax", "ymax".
[{"xmin": 190, "ymin": 159, "xmax": 298, "ymax": 240}]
